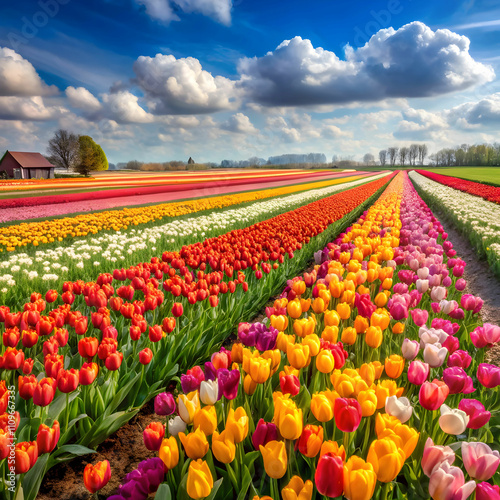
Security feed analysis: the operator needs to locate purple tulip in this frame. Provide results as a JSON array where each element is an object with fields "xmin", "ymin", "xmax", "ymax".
[
  {"xmin": 137, "ymin": 458, "xmax": 164, "ymax": 493},
  {"xmin": 204, "ymin": 361, "xmax": 217, "ymax": 381},
  {"xmin": 443, "ymin": 367, "xmax": 474, "ymax": 394},
  {"xmin": 251, "ymin": 418, "xmax": 278, "ymax": 451},
  {"xmin": 238, "ymin": 322, "xmax": 256, "ymax": 346},
  {"xmin": 180, "ymin": 373, "xmax": 201, "ymax": 393},
  {"xmin": 217, "ymin": 368, "xmax": 240, "ymax": 400},
  {"xmin": 118, "ymin": 470, "xmax": 149, "ymax": 500},
  {"xmin": 154, "ymin": 392, "xmax": 176, "ymax": 416},
  {"xmin": 459, "ymin": 400, "xmax": 491, "ymax": 429},
  {"xmin": 255, "ymin": 326, "xmax": 278, "ymax": 351},
  {"xmin": 476, "ymin": 482, "xmax": 500, "ymax": 500}
]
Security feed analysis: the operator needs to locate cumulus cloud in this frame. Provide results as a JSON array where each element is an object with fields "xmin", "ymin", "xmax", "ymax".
[
  {"xmin": 136, "ymin": 0, "xmax": 232, "ymax": 25},
  {"xmin": 322, "ymin": 124, "xmax": 352, "ymax": 139},
  {"xmin": 65, "ymin": 86, "xmax": 154, "ymax": 124},
  {"xmin": 221, "ymin": 113, "xmax": 257, "ymax": 134},
  {"xmin": 134, "ymin": 53, "xmax": 238, "ymax": 114},
  {"xmin": 0, "ymin": 96, "xmax": 65, "ymax": 121},
  {"xmin": 447, "ymin": 93, "xmax": 500, "ymax": 126},
  {"xmin": 238, "ymin": 22, "xmax": 495, "ymax": 107},
  {"xmin": 394, "ymin": 108, "xmax": 448, "ymax": 140},
  {"xmin": 0, "ymin": 47, "xmax": 58, "ymax": 97}
]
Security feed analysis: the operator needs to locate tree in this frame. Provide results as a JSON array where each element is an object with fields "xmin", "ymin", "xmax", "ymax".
[
  {"xmin": 363, "ymin": 153, "xmax": 375, "ymax": 165},
  {"xmin": 75, "ymin": 136, "xmax": 108, "ymax": 176},
  {"xmin": 418, "ymin": 144, "xmax": 428, "ymax": 165},
  {"xmin": 399, "ymin": 147, "xmax": 409, "ymax": 166},
  {"xmin": 388, "ymin": 147, "xmax": 399, "ymax": 166},
  {"xmin": 47, "ymin": 129, "xmax": 80, "ymax": 170},
  {"xmin": 379, "ymin": 150, "xmax": 387, "ymax": 167},
  {"xmin": 409, "ymin": 144, "xmax": 419, "ymax": 166}
]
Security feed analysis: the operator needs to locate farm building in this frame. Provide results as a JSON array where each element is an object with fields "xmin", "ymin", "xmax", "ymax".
[{"xmin": 0, "ymin": 151, "xmax": 56, "ymax": 179}]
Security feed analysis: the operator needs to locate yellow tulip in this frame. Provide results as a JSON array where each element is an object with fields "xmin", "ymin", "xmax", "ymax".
[
  {"xmin": 178, "ymin": 391, "xmax": 200, "ymax": 424},
  {"xmin": 211, "ymin": 430, "xmax": 236, "ymax": 464},
  {"xmin": 248, "ymin": 356, "xmax": 272, "ymax": 384},
  {"xmin": 321, "ymin": 325, "xmax": 339, "ymax": 343},
  {"xmin": 178, "ymin": 427, "xmax": 209, "ymax": 460},
  {"xmin": 384, "ymin": 355, "xmax": 405, "ymax": 379},
  {"xmin": 365, "ymin": 326, "xmax": 383, "ymax": 349},
  {"xmin": 302, "ymin": 334, "xmax": 320, "ymax": 357},
  {"xmin": 259, "ymin": 440, "xmax": 287, "ymax": 479},
  {"xmin": 312, "ymin": 297, "xmax": 327, "ymax": 314},
  {"xmin": 293, "ymin": 317, "xmax": 315, "ymax": 338},
  {"xmin": 375, "ymin": 413, "xmax": 402, "ymax": 436},
  {"xmin": 341, "ymin": 327, "xmax": 357, "ymax": 345},
  {"xmin": 243, "ymin": 374, "xmax": 257, "ymax": 395},
  {"xmin": 359, "ymin": 363, "xmax": 376, "ymax": 386},
  {"xmin": 354, "ymin": 315, "xmax": 369, "ymax": 334},
  {"xmin": 316, "ymin": 349, "xmax": 335, "ymax": 374},
  {"xmin": 336, "ymin": 302, "xmax": 351, "ymax": 320},
  {"xmin": 186, "ymin": 459, "xmax": 213, "ymax": 499},
  {"xmin": 270, "ymin": 314, "xmax": 288, "ymax": 331},
  {"xmin": 274, "ymin": 397, "xmax": 303, "ymax": 440},
  {"xmin": 193, "ymin": 405, "xmax": 217, "ymax": 436},
  {"xmin": 159, "ymin": 436, "xmax": 179, "ymax": 470},
  {"xmin": 225, "ymin": 407, "xmax": 248, "ymax": 443},
  {"xmin": 319, "ymin": 440, "xmax": 345, "ymax": 460},
  {"xmin": 282, "ymin": 475, "xmax": 313, "ymax": 500},
  {"xmin": 310, "ymin": 393, "xmax": 334, "ymax": 422},
  {"xmin": 343, "ymin": 456, "xmax": 377, "ymax": 500},
  {"xmin": 276, "ymin": 332, "xmax": 295, "ymax": 352},
  {"xmin": 366, "ymin": 437, "xmax": 406, "ymax": 483},
  {"xmin": 287, "ymin": 299, "xmax": 303, "ymax": 319},
  {"xmin": 357, "ymin": 389, "xmax": 378, "ymax": 417},
  {"xmin": 287, "ymin": 343, "xmax": 310, "ymax": 370}
]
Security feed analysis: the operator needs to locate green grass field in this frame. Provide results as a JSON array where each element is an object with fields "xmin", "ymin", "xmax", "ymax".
[{"xmin": 425, "ymin": 167, "xmax": 500, "ymax": 185}]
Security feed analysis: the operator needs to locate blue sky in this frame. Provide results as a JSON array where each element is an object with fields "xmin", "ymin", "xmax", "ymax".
[{"xmin": 0, "ymin": 0, "xmax": 499, "ymax": 164}]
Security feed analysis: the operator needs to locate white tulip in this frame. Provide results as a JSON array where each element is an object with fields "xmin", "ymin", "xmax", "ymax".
[
  {"xmin": 423, "ymin": 343, "xmax": 448, "ymax": 367},
  {"xmin": 430, "ymin": 286, "xmax": 447, "ymax": 302},
  {"xmin": 417, "ymin": 267, "xmax": 429, "ymax": 279},
  {"xmin": 439, "ymin": 405, "xmax": 469, "ymax": 435},
  {"xmin": 401, "ymin": 338, "xmax": 420, "ymax": 360},
  {"xmin": 416, "ymin": 279, "xmax": 429, "ymax": 293},
  {"xmin": 200, "ymin": 380, "xmax": 219, "ymax": 405},
  {"xmin": 168, "ymin": 416, "xmax": 187, "ymax": 436},
  {"xmin": 385, "ymin": 396, "xmax": 413, "ymax": 423}
]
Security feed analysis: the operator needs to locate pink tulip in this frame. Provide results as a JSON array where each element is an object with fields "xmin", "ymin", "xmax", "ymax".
[
  {"xmin": 442, "ymin": 335, "xmax": 459, "ymax": 354},
  {"xmin": 458, "ymin": 399, "xmax": 491, "ymax": 429},
  {"xmin": 402, "ymin": 338, "xmax": 419, "ymax": 360},
  {"xmin": 408, "ymin": 360, "xmax": 430, "ymax": 385},
  {"xmin": 421, "ymin": 437, "xmax": 455, "ymax": 477},
  {"xmin": 447, "ymin": 350, "xmax": 471, "ymax": 369},
  {"xmin": 454, "ymin": 279, "xmax": 466, "ymax": 291},
  {"xmin": 419, "ymin": 379, "xmax": 449, "ymax": 410},
  {"xmin": 475, "ymin": 482, "xmax": 500, "ymax": 500},
  {"xmin": 411, "ymin": 308, "xmax": 428, "ymax": 327},
  {"xmin": 423, "ymin": 343, "xmax": 448, "ymax": 368},
  {"xmin": 462, "ymin": 442, "xmax": 500, "ymax": 481},
  {"xmin": 477, "ymin": 364, "xmax": 500, "ymax": 389},
  {"xmin": 471, "ymin": 324, "xmax": 500, "ymax": 348},
  {"xmin": 442, "ymin": 367, "xmax": 474, "ymax": 394},
  {"xmin": 428, "ymin": 462, "xmax": 476, "ymax": 500}
]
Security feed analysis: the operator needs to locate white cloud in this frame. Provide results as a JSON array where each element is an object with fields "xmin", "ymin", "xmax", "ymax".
[
  {"xmin": 66, "ymin": 86, "xmax": 102, "ymax": 113},
  {"xmin": 238, "ymin": 22, "xmax": 494, "ymax": 107},
  {"xmin": 134, "ymin": 53, "xmax": 238, "ymax": 114},
  {"xmin": 322, "ymin": 124, "xmax": 352, "ymax": 139},
  {"xmin": 394, "ymin": 108, "xmax": 448, "ymax": 140},
  {"xmin": 0, "ymin": 96, "xmax": 65, "ymax": 121},
  {"xmin": 0, "ymin": 47, "xmax": 58, "ymax": 97},
  {"xmin": 136, "ymin": 0, "xmax": 232, "ymax": 25},
  {"xmin": 447, "ymin": 93, "xmax": 500, "ymax": 126},
  {"xmin": 221, "ymin": 113, "xmax": 257, "ymax": 134}
]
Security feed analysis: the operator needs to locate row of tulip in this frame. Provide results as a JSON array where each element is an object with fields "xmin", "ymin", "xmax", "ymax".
[
  {"xmin": 0, "ymin": 174, "xmax": 370, "ymax": 251},
  {"xmin": 0, "ymin": 173, "xmax": 388, "ymax": 308},
  {"xmin": 0, "ymin": 170, "xmax": 350, "ymax": 210},
  {"xmin": 101, "ymin": 171, "xmax": 499, "ymax": 500},
  {"xmin": 409, "ymin": 170, "xmax": 500, "ymax": 278},
  {"xmin": 0, "ymin": 175, "xmax": 393, "ymax": 500},
  {"xmin": 415, "ymin": 170, "xmax": 500, "ymax": 205}
]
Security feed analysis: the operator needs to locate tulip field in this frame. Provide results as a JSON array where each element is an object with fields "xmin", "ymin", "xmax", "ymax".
[{"xmin": 0, "ymin": 169, "xmax": 499, "ymax": 500}]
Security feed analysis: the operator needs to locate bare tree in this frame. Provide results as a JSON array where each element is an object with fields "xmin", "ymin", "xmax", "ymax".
[
  {"xmin": 399, "ymin": 147, "xmax": 409, "ymax": 166},
  {"xmin": 363, "ymin": 153, "xmax": 375, "ymax": 165},
  {"xmin": 388, "ymin": 147, "xmax": 399, "ymax": 166},
  {"xmin": 418, "ymin": 144, "xmax": 428, "ymax": 165},
  {"xmin": 379, "ymin": 150, "xmax": 387, "ymax": 167},
  {"xmin": 409, "ymin": 144, "xmax": 419, "ymax": 166},
  {"xmin": 47, "ymin": 129, "xmax": 80, "ymax": 170}
]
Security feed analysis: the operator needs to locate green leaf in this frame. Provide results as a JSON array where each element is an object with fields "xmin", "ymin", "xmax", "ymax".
[
  {"xmin": 47, "ymin": 391, "xmax": 79, "ymax": 421},
  {"xmin": 236, "ymin": 466, "xmax": 253, "ymax": 500},
  {"xmin": 155, "ymin": 483, "xmax": 172, "ymax": 500},
  {"xmin": 21, "ymin": 453, "xmax": 49, "ymax": 500},
  {"xmin": 204, "ymin": 478, "xmax": 223, "ymax": 500},
  {"xmin": 243, "ymin": 451, "xmax": 260, "ymax": 470}
]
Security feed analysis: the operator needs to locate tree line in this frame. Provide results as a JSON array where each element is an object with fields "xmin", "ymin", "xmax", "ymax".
[
  {"xmin": 429, "ymin": 144, "xmax": 500, "ymax": 167},
  {"xmin": 378, "ymin": 144, "xmax": 428, "ymax": 167}
]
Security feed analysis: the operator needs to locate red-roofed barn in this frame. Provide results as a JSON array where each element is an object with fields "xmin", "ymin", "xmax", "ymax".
[{"xmin": 0, "ymin": 151, "xmax": 55, "ymax": 179}]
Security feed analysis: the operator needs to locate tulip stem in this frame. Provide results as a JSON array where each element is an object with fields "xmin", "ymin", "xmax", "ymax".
[{"xmin": 64, "ymin": 392, "xmax": 70, "ymax": 432}]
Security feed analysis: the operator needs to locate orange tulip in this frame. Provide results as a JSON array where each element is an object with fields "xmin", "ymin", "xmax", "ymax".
[
  {"xmin": 385, "ymin": 355, "xmax": 405, "ymax": 379},
  {"xmin": 83, "ymin": 460, "xmax": 111, "ymax": 493}
]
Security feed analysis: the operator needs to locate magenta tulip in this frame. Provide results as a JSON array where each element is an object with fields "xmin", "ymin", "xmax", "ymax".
[
  {"xmin": 477, "ymin": 364, "xmax": 500, "ymax": 389},
  {"xmin": 458, "ymin": 399, "xmax": 491, "ymax": 429}
]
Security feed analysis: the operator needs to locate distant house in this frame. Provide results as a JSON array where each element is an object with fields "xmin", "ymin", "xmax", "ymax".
[
  {"xmin": 0, "ymin": 151, "xmax": 56, "ymax": 179},
  {"xmin": 187, "ymin": 157, "xmax": 195, "ymax": 165}
]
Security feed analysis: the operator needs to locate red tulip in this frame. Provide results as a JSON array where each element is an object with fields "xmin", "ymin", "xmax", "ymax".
[
  {"xmin": 61, "ymin": 291, "xmax": 75, "ymax": 305},
  {"xmin": 74, "ymin": 316, "xmax": 88, "ymax": 335},
  {"xmin": 22, "ymin": 329, "xmax": 39, "ymax": 348},
  {"xmin": 80, "ymin": 363, "xmax": 99, "ymax": 386},
  {"xmin": 419, "ymin": 379, "xmax": 449, "ymax": 411},
  {"xmin": 83, "ymin": 460, "xmax": 111, "ymax": 494},
  {"xmin": 143, "ymin": 421, "xmax": 165, "ymax": 451},
  {"xmin": 315, "ymin": 452, "xmax": 344, "ymax": 497},
  {"xmin": 37, "ymin": 421, "xmax": 60, "ymax": 454},
  {"xmin": 22, "ymin": 358, "xmax": 34, "ymax": 374},
  {"xmin": 162, "ymin": 317, "xmax": 176, "ymax": 333},
  {"xmin": 280, "ymin": 374, "xmax": 300, "ymax": 396},
  {"xmin": 54, "ymin": 328, "xmax": 69, "ymax": 347},
  {"xmin": 108, "ymin": 296, "xmax": 123, "ymax": 311},
  {"xmin": 149, "ymin": 325, "xmax": 163, "ymax": 343},
  {"xmin": 139, "ymin": 348, "xmax": 153, "ymax": 365},
  {"xmin": 19, "ymin": 375, "xmax": 37, "ymax": 400},
  {"xmin": 42, "ymin": 337, "xmax": 59, "ymax": 357},
  {"xmin": 45, "ymin": 290, "xmax": 58, "ymax": 303},
  {"xmin": 15, "ymin": 441, "xmax": 38, "ymax": 474},
  {"xmin": 3, "ymin": 328, "xmax": 20, "ymax": 347},
  {"xmin": 105, "ymin": 352, "xmax": 123, "ymax": 371},
  {"xmin": 172, "ymin": 302, "xmax": 183, "ymax": 317},
  {"xmin": 333, "ymin": 397, "xmax": 362, "ymax": 432},
  {"xmin": 36, "ymin": 316, "xmax": 55, "ymax": 336},
  {"xmin": 33, "ymin": 378, "xmax": 56, "ymax": 407},
  {"xmin": 130, "ymin": 325, "xmax": 142, "ymax": 341},
  {"xmin": 0, "ymin": 381, "xmax": 8, "ymax": 413},
  {"xmin": 97, "ymin": 338, "xmax": 118, "ymax": 360},
  {"xmin": 57, "ymin": 368, "xmax": 79, "ymax": 393},
  {"xmin": 0, "ymin": 429, "xmax": 12, "ymax": 460},
  {"xmin": 44, "ymin": 353, "xmax": 64, "ymax": 379},
  {"xmin": 2, "ymin": 347, "xmax": 24, "ymax": 370},
  {"xmin": 78, "ymin": 337, "xmax": 98, "ymax": 359}
]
